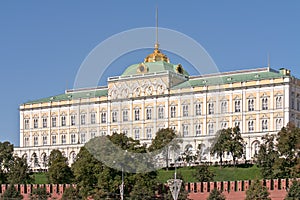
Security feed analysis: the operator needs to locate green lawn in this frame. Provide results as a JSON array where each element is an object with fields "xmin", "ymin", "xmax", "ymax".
[
  {"xmin": 31, "ymin": 173, "xmax": 49, "ymax": 184},
  {"xmin": 32, "ymin": 165, "xmax": 262, "ymax": 184},
  {"xmin": 157, "ymin": 165, "xmax": 262, "ymax": 183}
]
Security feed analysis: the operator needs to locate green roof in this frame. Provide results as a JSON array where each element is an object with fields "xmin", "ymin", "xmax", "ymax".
[
  {"xmin": 24, "ymin": 89, "xmax": 108, "ymax": 105},
  {"xmin": 121, "ymin": 61, "xmax": 189, "ymax": 77},
  {"xmin": 172, "ymin": 68, "xmax": 287, "ymax": 89}
]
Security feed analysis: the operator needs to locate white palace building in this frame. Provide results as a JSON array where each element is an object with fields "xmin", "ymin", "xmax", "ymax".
[{"xmin": 14, "ymin": 42, "xmax": 300, "ymax": 170}]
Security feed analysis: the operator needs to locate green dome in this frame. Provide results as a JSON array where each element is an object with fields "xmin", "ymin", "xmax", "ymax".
[{"xmin": 121, "ymin": 61, "xmax": 189, "ymax": 77}]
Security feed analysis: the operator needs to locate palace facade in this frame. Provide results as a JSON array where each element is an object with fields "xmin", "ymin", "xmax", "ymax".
[{"xmin": 14, "ymin": 44, "xmax": 300, "ymax": 170}]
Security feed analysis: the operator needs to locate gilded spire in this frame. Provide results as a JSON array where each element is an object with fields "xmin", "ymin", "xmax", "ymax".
[{"xmin": 144, "ymin": 8, "xmax": 170, "ymax": 63}]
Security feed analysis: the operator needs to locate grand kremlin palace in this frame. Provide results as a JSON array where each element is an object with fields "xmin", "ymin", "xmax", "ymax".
[{"xmin": 14, "ymin": 45, "xmax": 299, "ymax": 170}]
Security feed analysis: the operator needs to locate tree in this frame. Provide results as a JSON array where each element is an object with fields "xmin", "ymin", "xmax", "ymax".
[
  {"xmin": 1, "ymin": 185, "xmax": 23, "ymax": 200},
  {"xmin": 256, "ymin": 135, "xmax": 278, "ymax": 179},
  {"xmin": 194, "ymin": 164, "xmax": 215, "ymax": 182},
  {"xmin": 71, "ymin": 147, "xmax": 103, "ymax": 198},
  {"xmin": 276, "ymin": 123, "xmax": 300, "ymax": 178},
  {"xmin": 129, "ymin": 172, "xmax": 159, "ymax": 200},
  {"xmin": 207, "ymin": 189, "xmax": 225, "ymax": 200},
  {"xmin": 48, "ymin": 150, "xmax": 73, "ymax": 184},
  {"xmin": 285, "ymin": 180, "xmax": 300, "ymax": 200},
  {"xmin": 30, "ymin": 187, "xmax": 50, "ymax": 200},
  {"xmin": 245, "ymin": 180, "xmax": 270, "ymax": 200},
  {"xmin": 226, "ymin": 126, "xmax": 244, "ymax": 166},
  {"xmin": 7, "ymin": 156, "xmax": 32, "ymax": 184},
  {"xmin": 61, "ymin": 186, "xmax": 81, "ymax": 200},
  {"xmin": 210, "ymin": 129, "xmax": 230, "ymax": 166},
  {"xmin": 149, "ymin": 128, "xmax": 181, "ymax": 170},
  {"xmin": 0, "ymin": 141, "xmax": 14, "ymax": 184}
]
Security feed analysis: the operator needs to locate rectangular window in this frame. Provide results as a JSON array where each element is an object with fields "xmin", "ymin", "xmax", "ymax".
[
  {"xmin": 146, "ymin": 128, "xmax": 152, "ymax": 139},
  {"xmin": 52, "ymin": 117, "xmax": 57, "ymax": 127},
  {"xmin": 24, "ymin": 137, "xmax": 29, "ymax": 147},
  {"xmin": 71, "ymin": 134, "xmax": 76, "ymax": 144},
  {"xmin": 61, "ymin": 116, "xmax": 66, "ymax": 126},
  {"xmin": 276, "ymin": 118, "xmax": 282, "ymax": 130},
  {"xmin": 101, "ymin": 112, "xmax": 107, "ymax": 123},
  {"xmin": 34, "ymin": 136, "xmax": 38, "ymax": 146},
  {"xmin": 235, "ymin": 100, "xmax": 241, "ymax": 112},
  {"xmin": 42, "ymin": 118, "xmax": 47, "ymax": 128},
  {"xmin": 276, "ymin": 96, "xmax": 282, "ymax": 109},
  {"xmin": 112, "ymin": 111, "xmax": 117, "ymax": 123},
  {"xmin": 158, "ymin": 107, "xmax": 164, "ymax": 119},
  {"xmin": 221, "ymin": 122, "xmax": 227, "ymax": 129},
  {"xmin": 52, "ymin": 135, "xmax": 57, "ymax": 145},
  {"xmin": 135, "ymin": 109, "xmax": 140, "ymax": 121},
  {"xmin": 81, "ymin": 114, "xmax": 86, "ymax": 125},
  {"xmin": 123, "ymin": 110, "xmax": 128, "ymax": 121},
  {"xmin": 146, "ymin": 108, "xmax": 152, "ymax": 120},
  {"xmin": 24, "ymin": 119, "xmax": 29, "ymax": 129},
  {"xmin": 235, "ymin": 121, "xmax": 240, "ymax": 129},
  {"xmin": 71, "ymin": 115, "xmax": 76, "ymax": 126},
  {"xmin": 195, "ymin": 124, "xmax": 201, "ymax": 136},
  {"xmin": 80, "ymin": 133, "xmax": 86, "ymax": 143},
  {"xmin": 42, "ymin": 136, "xmax": 47, "ymax": 145},
  {"xmin": 248, "ymin": 99, "xmax": 254, "ymax": 111},
  {"xmin": 90, "ymin": 132, "xmax": 96, "ymax": 139},
  {"xmin": 208, "ymin": 103, "xmax": 214, "ymax": 114},
  {"xmin": 248, "ymin": 121, "xmax": 254, "ymax": 132},
  {"xmin": 291, "ymin": 98, "xmax": 295, "ymax": 109},
  {"xmin": 101, "ymin": 131, "xmax": 107, "ymax": 136},
  {"xmin": 183, "ymin": 105, "xmax": 188, "ymax": 117},
  {"xmin": 171, "ymin": 106, "xmax": 176, "ymax": 118},
  {"xmin": 61, "ymin": 135, "xmax": 66, "ymax": 144},
  {"xmin": 262, "ymin": 119, "xmax": 268, "ymax": 131},
  {"xmin": 134, "ymin": 129, "xmax": 140, "ymax": 140},
  {"xmin": 183, "ymin": 124, "xmax": 189, "ymax": 136},
  {"xmin": 91, "ymin": 113, "xmax": 96, "ymax": 124},
  {"xmin": 195, "ymin": 104, "xmax": 201, "ymax": 115},
  {"xmin": 221, "ymin": 101, "xmax": 227, "ymax": 114},
  {"xmin": 34, "ymin": 118, "xmax": 38, "ymax": 129},
  {"xmin": 262, "ymin": 98, "xmax": 268, "ymax": 110},
  {"xmin": 208, "ymin": 123, "xmax": 214, "ymax": 135}
]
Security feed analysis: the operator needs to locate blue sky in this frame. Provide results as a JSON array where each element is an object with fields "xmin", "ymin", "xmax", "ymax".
[{"xmin": 0, "ymin": 1, "xmax": 299, "ymax": 145}]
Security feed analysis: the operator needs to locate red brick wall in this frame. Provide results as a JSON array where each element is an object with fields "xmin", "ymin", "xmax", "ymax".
[{"xmin": 0, "ymin": 178, "xmax": 299, "ymax": 200}]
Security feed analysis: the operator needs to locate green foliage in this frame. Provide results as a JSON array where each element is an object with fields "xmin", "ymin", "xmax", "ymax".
[
  {"xmin": 61, "ymin": 186, "xmax": 81, "ymax": 200},
  {"xmin": 129, "ymin": 172, "xmax": 159, "ymax": 200},
  {"xmin": 30, "ymin": 187, "xmax": 50, "ymax": 200},
  {"xmin": 71, "ymin": 147, "xmax": 103, "ymax": 198},
  {"xmin": 256, "ymin": 135, "xmax": 278, "ymax": 179},
  {"xmin": 226, "ymin": 127, "xmax": 244, "ymax": 166},
  {"xmin": 276, "ymin": 123, "xmax": 300, "ymax": 178},
  {"xmin": 210, "ymin": 129, "xmax": 231, "ymax": 166},
  {"xmin": 149, "ymin": 128, "xmax": 181, "ymax": 170},
  {"xmin": 7, "ymin": 156, "xmax": 32, "ymax": 184},
  {"xmin": 245, "ymin": 180, "xmax": 270, "ymax": 200},
  {"xmin": 211, "ymin": 127, "xmax": 244, "ymax": 166},
  {"xmin": 47, "ymin": 150, "xmax": 73, "ymax": 184},
  {"xmin": 285, "ymin": 180, "xmax": 300, "ymax": 200},
  {"xmin": 194, "ymin": 164, "xmax": 215, "ymax": 182},
  {"xmin": 0, "ymin": 141, "xmax": 14, "ymax": 184},
  {"xmin": 1, "ymin": 185, "xmax": 23, "ymax": 200},
  {"xmin": 256, "ymin": 123, "xmax": 300, "ymax": 179},
  {"xmin": 207, "ymin": 189, "xmax": 226, "ymax": 200}
]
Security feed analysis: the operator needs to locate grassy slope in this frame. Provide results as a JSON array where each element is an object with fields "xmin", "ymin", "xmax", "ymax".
[
  {"xmin": 32, "ymin": 165, "xmax": 262, "ymax": 184},
  {"xmin": 157, "ymin": 165, "xmax": 262, "ymax": 183}
]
